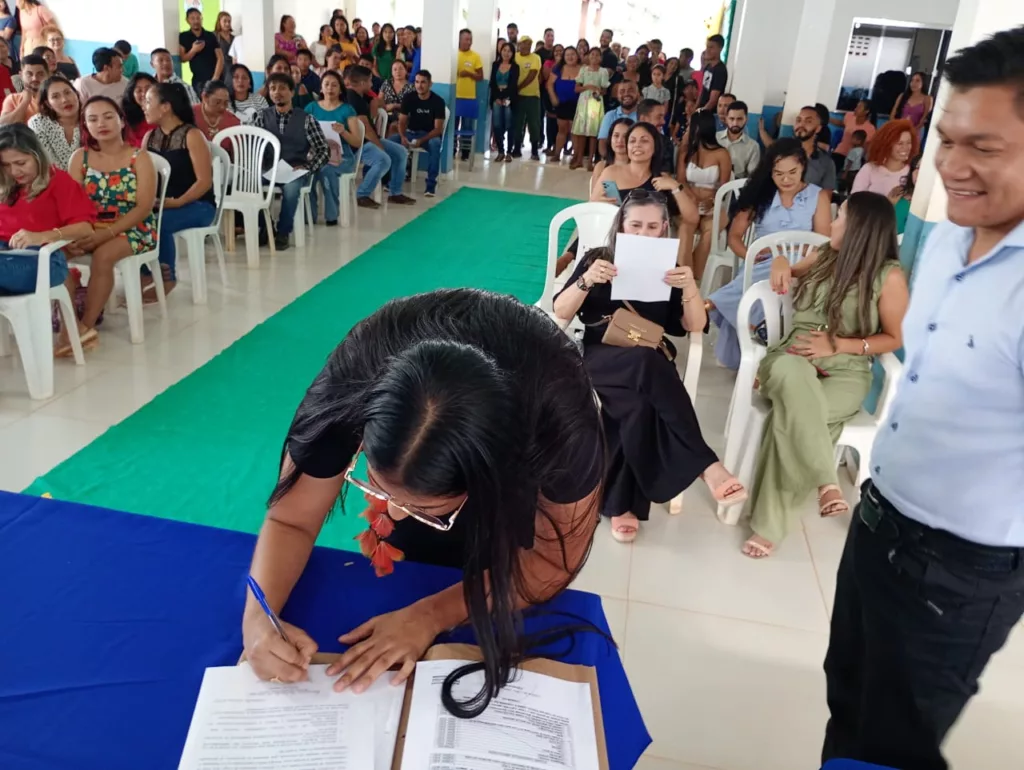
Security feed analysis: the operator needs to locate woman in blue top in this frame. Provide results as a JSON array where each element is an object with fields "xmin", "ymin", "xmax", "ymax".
[
  {"xmin": 707, "ymin": 139, "xmax": 831, "ymax": 369},
  {"xmin": 547, "ymin": 47, "xmax": 581, "ymax": 165},
  {"xmin": 304, "ymin": 71, "xmax": 361, "ymax": 226}
]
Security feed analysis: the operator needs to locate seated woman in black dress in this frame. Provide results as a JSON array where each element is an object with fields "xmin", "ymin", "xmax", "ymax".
[
  {"xmin": 553, "ymin": 190, "xmax": 746, "ymax": 542},
  {"xmin": 242, "ymin": 290, "xmax": 604, "ymax": 714}
]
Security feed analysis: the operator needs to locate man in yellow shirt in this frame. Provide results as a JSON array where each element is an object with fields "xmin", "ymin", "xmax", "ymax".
[
  {"xmin": 455, "ymin": 28, "xmax": 484, "ymax": 160},
  {"xmin": 512, "ymin": 36, "xmax": 542, "ymax": 160}
]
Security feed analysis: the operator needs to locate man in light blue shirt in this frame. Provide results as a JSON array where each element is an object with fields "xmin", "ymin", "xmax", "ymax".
[
  {"xmin": 597, "ymin": 80, "xmax": 638, "ymax": 158},
  {"xmin": 822, "ymin": 26, "xmax": 1024, "ymax": 770}
]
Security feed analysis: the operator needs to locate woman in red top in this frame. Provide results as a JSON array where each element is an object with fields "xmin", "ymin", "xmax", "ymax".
[
  {"xmin": 0, "ymin": 37, "xmax": 16, "ymax": 98},
  {"xmin": 122, "ymin": 73, "xmax": 158, "ymax": 148},
  {"xmin": 193, "ymin": 80, "xmax": 240, "ymax": 144},
  {"xmin": 0, "ymin": 123, "xmax": 95, "ymax": 295}
]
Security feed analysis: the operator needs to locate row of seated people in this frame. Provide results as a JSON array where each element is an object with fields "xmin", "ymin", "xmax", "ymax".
[{"xmin": 549, "ymin": 185, "xmax": 908, "ymax": 556}]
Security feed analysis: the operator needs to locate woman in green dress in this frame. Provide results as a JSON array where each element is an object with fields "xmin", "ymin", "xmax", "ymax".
[{"xmin": 742, "ymin": 191, "xmax": 910, "ymax": 558}]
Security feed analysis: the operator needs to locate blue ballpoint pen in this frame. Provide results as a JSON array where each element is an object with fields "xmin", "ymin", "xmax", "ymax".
[{"xmin": 246, "ymin": 575, "xmax": 291, "ymax": 644}]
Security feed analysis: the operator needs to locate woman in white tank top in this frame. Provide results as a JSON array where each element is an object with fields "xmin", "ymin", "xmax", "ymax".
[{"xmin": 676, "ymin": 111, "xmax": 733, "ymax": 279}]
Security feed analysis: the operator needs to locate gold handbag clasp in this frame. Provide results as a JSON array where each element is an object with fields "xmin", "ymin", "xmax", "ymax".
[{"xmin": 627, "ymin": 328, "xmax": 642, "ymax": 342}]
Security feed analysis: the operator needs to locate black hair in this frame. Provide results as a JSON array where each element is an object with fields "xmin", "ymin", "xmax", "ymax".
[
  {"xmin": 459, "ymin": 28, "xmax": 472, "ymax": 37},
  {"xmin": 150, "ymin": 82, "xmax": 196, "ymax": 125},
  {"xmin": 266, "ymin": 54, "xmax": 289, "ymax": 74},
  {"xmin": 266, "ymin": 72, "xmax": 296, "ymax": 92},
  {"xmin": 799, "ymin": 104, "xmax": 822, "ymax": 126},
  {"xmin": 735, "ymin": 137, "xmax": 808, "ymax": 222},
  {"xmin": 624, "ymin": 121, "xmax": 666, "ymax": 176},
  {"xmin": 93, "ymin": 47, "xmax": 119, "ymax": 72},
  {"xmin": 320, "ymin": 69, "xmax": 344, "ymax": 93},
  {"xmin": 602, "ymin": 116, "xmax": 635, "ymax": 164},
  {"xmin": 636, "ymin": 98, "xmax": 664, "ymax": 121},
  {"xmin": 375, "ymin": 23, "xmax": 397, "ymax": 57},
  {"xmin": 331, "ymin": 14, "xmax": 352, "ymax": 41},
  {"xmin": 346, "ymin": 64, "xmax": 372, "ymax": 86},
  {"xmin": 113, "ymin": 40, "xmax": 132, "ymax": 55},
  {"xmin": 708, "ymin": 34, "xmax": 725, "ymax": 47},
  {"xmin": 900, "ymin": 70, "xmax": 930, "ymax": 105},
  {"xmin": 544, "ymin": 27, "xmax": 554, "ymax": 35},
  {"xmin": 685, "ymin": 110, "xmax": 722, "ymax": 164},
  {"xmin": 186, "ymin": 7, "xmax": 201, "ymax": 18},
  {"xmin": 296, "ymin": 48, "xmax": 313, "ymax": 60},
  {"xmin": 851, "ymin": 129, "xmax": 868, "ymax": 142},
  {"xmin": 122, "ymin": 72, "xmax": 157, "ymax": 126},
  {"xmin": 36, "ymin": 74, "xmax": 77, "ymax": 121},
  {"xmin": 416, "ymin": 69, "xmax": 432, "ymax": 82},
  {"xmin": 21, "ymin": 53, "xmax": 47, "ymax": 71},
  {"xmin": 31, "ymin": 45, "xmax": 53, "ymax": 59},
  {"xmin": 681, "ymin": 47, "xmax": 694, "ymax": 58},
  {"xmin": 899, "ymin": 154, "xmax": 922, "ymax": 199},
  {"xmin": 602, "ymin": 28, "xmax": 613, "ymax": 37},
  {"xmin": 720, "ymin": 92, "xmax": 735, "ymax": 102},
  {"xmin": 404, "ymin": 24, "xmax": 416, "ymax": 33},
  {"xmin": 230, "ymin": 64, "xmax": 255, "ymax": 106},
  {"xmin": 728, "ymin": 100, "xmax": 748, "ymax": 114},
  {"xmin": 507, "ymin": 22, "xmax": 518, "ymax": 30},
  {"xmin": 150, "ymin": 47, "xmax": 171, "ymax": 59},
  {"xmin": 650, "ymin": 39, "xmax": 662, "ymax": 46},
  {"xmin": 202, "ymin": 79, "xmax": 229, "ymax": 98},
  {"xmin": 270, "ymin": 289, "xmax": 605, "ymax": 719},
  {"xmin": 652, "ymin": 64, "xmax": 665, "ymax": 74},
  {"xmin": 944, "ymin": 24, "xmax": 1024, "ymax": 115},
  {"xmin": 279, "ymin": 14, "xmax": 294, "ymax": 34},
  {"xmin": 814, "ymin": 102, "xmax": 831, "ymax": 127}
]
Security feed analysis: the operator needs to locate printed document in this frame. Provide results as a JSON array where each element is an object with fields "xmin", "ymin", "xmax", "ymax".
[
  {"xmin": 178, "ymin": 663, "xmax": 404, "ymax": 770},
  {"xmin": 400, "ymin": 659, "xmax": 600, "ymax": 770},
  {"xmin": 264, "ymin": 160, "xmax": 309, "ymax": 185},
  {"xmin": 609, "ymin": 233, "xmax": 679, "ymax": 303}
]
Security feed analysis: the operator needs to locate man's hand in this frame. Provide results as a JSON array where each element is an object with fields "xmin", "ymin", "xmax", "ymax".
[
  {"xmin": 399, "ymin": 133, "xmax": 410, "ymax": 147},
  {"xmin": 190, "ymin": 40, "xmax": 206, "ymax": 54}
]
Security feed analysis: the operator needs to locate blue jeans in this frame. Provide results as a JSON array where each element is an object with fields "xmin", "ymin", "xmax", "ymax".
[
  {"xmin": 159, "ymin": 201, "xmax": 216, "ymax": 280},
  {"xmin": 395, "ymin": 131, "xmax": 441, "ymax": 190},
  {"xmin": 272, "ymin": 178, "xmax": 305, "ymax": 238},
  {"xmin": 492, "ymin": 103, "xmax": 512, "ymax": 152},
  {"xmin": 358, "ymin": 140, "xmax": 408, "ymax": 198},
  {"xmin": 311, "ymin": 154, "xmax": 357, "ymax": 223},
  {"xmin": 0, "ymin": 240, "xmax": 68, "ymax": 295}
]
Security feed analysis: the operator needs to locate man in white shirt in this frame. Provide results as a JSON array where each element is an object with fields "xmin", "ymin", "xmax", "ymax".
[
  {"xmin": 822, "ymin": 26, "xmax": 1024, "ymax": 770},
  {"xmin": 74, "ymin": 48, "xmax": 129, "ymax": 103},
  {"xmin": 716, "ymin": 100, "xmax": 759, "ymax": 179},
  {"xmin": 150, "ymin": 48, "xmax": 199, "ymax": 106}
]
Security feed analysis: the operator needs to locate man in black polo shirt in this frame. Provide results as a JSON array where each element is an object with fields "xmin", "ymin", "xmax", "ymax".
[
  {"xmin": 395, "ymin": 70, "xmax": 446, "ymax": 197},
  {"xmin": 598, "ymin": 29, "xmax": 619, "ymax": 73},
  {"xmin": 636, "ymin": 44, "xmax": 653, "ymax": 90},
  {"xmin": 698, "ymin": 34, "xmax": 728, "ymax": 112},
  {"xmin": 538, "ymin": 28, "xmax": 555, "ymax": 63},
  {"xmin": 178, "ymin": 8, "xmax": 222, "ymax": 94}
]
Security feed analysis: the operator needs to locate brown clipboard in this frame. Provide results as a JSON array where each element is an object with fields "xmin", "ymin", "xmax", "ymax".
[{"xmin": 294, "ymin": 644, "xmax": 610, "ymax": 770}]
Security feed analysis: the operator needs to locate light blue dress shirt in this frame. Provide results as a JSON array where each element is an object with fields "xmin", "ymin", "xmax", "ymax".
[
  {"xmin": 597, "ymin": 107, "xmax": 638, "ymax": 139},
  {"xmin": 872, "ymin": 219, "xmax": 1024, "ymax": 546}
]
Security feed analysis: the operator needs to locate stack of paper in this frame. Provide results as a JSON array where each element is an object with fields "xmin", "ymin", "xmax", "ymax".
[
  {"xmin": 178, "ymin": 663, "xmax": 405, "ymax": 770},
  {"xmin": 400, "ymin": 659, "xmax": 601, "ymax": 770}
]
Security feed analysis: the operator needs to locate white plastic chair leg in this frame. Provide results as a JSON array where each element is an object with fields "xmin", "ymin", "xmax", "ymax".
[
  {"xmin": 339, "ymin": 181, "xmax": 353, "ymax": 227},
  {"xmin": 241, "ymin": 210, "xmax": 261, "ymax": 269},
  {"xmin": 148, "ymin": 258, "xmax": 167, "ymax": 317},
  {"xmin": 119, "ymin": 262, "xmax": 145, "ymax": 345},
  {"xmin": 182, "ymin": 232, "xmax": 208, "ymax": 305},
  {"xmin": 212, "ymin": 235, "xmax": 227, "ymax": 288},
  {"xmin": 0, "ymin": 316, "xmax": 11, "ymax": 357},
  {"xmin": 294, "ymin": 191, "xmax": 307, "ymax": 248},
  {"xmin": 53, "ymin": 286, "xmax": 84, "ymax": 365},
  {"xmin": 10, "ymin": 304, "xmax": 54, "ymax": 399},
  {"xmin": 263, "ymin": 208, "xmax": 277, "ymax": 257}
]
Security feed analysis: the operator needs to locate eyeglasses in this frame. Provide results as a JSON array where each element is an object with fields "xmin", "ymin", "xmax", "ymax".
[{"xmin": 343, "ymin": 444, "xmax": 466, "ymax": 532}]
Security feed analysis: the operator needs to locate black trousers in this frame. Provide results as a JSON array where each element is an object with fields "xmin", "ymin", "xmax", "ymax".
[{"xmin": 823, "ymin": 481, "xmax": 1024, "ymax": 770}]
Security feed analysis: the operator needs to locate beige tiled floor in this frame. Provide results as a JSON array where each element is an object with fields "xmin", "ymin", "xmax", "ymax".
[{"xmin": 2, "ymin": 155, "xmax": 1022, "ymax": 768}]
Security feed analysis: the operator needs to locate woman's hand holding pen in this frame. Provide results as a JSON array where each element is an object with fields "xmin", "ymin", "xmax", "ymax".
[{"xmin": 243, "ymin": 615, "xmax": 319, "ymax": 683}]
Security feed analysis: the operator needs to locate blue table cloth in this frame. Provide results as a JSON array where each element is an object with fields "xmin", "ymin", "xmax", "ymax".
[{"xmin": 0, "ymin": 492, "xmax": 650, "ymax": 769}]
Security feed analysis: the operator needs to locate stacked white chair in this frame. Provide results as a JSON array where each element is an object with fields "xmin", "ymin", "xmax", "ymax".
[
  {"xmin": 718, "ymin": 281, "xmax": 901, "ymax": 525},
  {"xmin": 0, "ymin": 240, "xmax": 83, "ymax": 399},
  {"xmin": 699, "ymin": 178, "xmax": 748, "ymax": 296},
  {"xmin": 338, "ymin": 121, "xmax": 366, "ymax": 227},
  {"xmin": 214, "ymin": 126, "xmax": 281, "ymax": 269},
  {"xmin": 176, "ymin": 147, "xmax": 230, "ymax": 304}
]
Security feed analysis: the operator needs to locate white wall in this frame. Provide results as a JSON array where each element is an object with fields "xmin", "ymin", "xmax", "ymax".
[
  {"xmin": 47, "ymin": 0, "xmax": 174, "ymax": 52},
  {"xmin": 273, "ymin": 1, "xmax": 353, "ymax": 42},
  {"xmin": 817, "ymin": 0, "xmax": 958, "ymax": 105}
]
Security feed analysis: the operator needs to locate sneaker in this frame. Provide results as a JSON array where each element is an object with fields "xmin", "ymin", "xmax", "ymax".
[
  {"xmin": 388, "ymin": 194, "xmax": 416, "ymax": 205},
  {"xmin": 274, "ymin": 233, "xmax": 290, "ymax": 250},
  {"xmin": 325, "ymin": 220, "xmax": 338, "ymax": 227},
  {"xmin": 357, "ymin": 196, "xmax": 381, "ymax": 209},
  {"xmin": 424, "ymin": 188, "xmax": 436, "ymax": 198}
]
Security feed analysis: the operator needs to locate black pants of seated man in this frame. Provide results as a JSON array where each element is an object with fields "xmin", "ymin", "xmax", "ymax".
[{"xmin": 822, "ymin": 480, "xmax": 1024, "ymax": 770}]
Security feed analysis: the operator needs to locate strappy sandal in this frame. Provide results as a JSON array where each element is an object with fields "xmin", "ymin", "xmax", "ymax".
[
  {"xmin": 741, "ymin": 535, "xmax": 774, "ymax": 559},
  {"xmin": 712, "ymin": 477, "xmax": 748, "ymax": 508},
  {"xmin": 610, "ymin": 513, "xmax": 639, "ymax": 544},
  {"xmin": 818, "ymin": 484, "xmax": 850, "ymax": 518},
  {"xmin": 54, "ymin": 327, "xmax": 98, "ymax": 358}
]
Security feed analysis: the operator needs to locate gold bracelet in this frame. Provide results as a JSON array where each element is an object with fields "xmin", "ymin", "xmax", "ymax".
[{"xmin": 682, "ymin": 292, "xmax": 699, "ymax": 303}]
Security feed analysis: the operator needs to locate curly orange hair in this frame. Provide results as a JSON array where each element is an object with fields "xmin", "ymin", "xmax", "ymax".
[{"xmin": 868, "ymin": 119, "xmax": 920, "ymax": 165}]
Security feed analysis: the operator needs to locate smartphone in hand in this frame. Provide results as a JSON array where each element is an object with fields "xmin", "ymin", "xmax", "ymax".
[{"xmin": 602, "ymin": 180, "xmax": 622, "ymax": 203}]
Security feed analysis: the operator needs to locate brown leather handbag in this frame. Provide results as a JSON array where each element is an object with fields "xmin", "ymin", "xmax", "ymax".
[{"xmin": 598, "ymin": 301, "xmax": 671, "ymax": 359}]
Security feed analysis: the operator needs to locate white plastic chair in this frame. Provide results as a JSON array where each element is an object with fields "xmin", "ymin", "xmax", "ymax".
[
  {"xmin": 536, "ymin": 201, "xmax": 618, "ymax": 316},
  {"xmin": 339, "ymin": 120, "xmax": 366, "ymax": 227},
  {"xmin": 718, "ymin": 281, "xmax": 901, "ymax": 525},
  {"xmin": 741, "ymin": 230, "xmax": 831, "ymax": 293},
  {"xmin": 407, "ymin": 105, "xmax": 451, "ymax": 196},
  {"xmin": 371, "ymin": 108, "xmax": 388, "ymax": 204},
  {"xmin": 700, "ymin": 178, "xmax": 747, "ymax": 296},
  {"xmin": 176, "ymin": 147, "xmax": 230, "ymax": 304},
  {"xmin": 0, "ymin": 240, "xmax": 82, "ymax": 399},
  {"xmin": 214, "ymin": 126, "xmax": 281, "ymax": 269},
  {"xmin": 667, "ymin": 329, "xmax": 705, "ymax": 515}
]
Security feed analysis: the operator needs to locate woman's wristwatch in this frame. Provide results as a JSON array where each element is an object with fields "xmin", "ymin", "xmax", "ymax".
[{"xmin": 576, "ymin": 276, "xmax": 592, "ymax": 292}]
